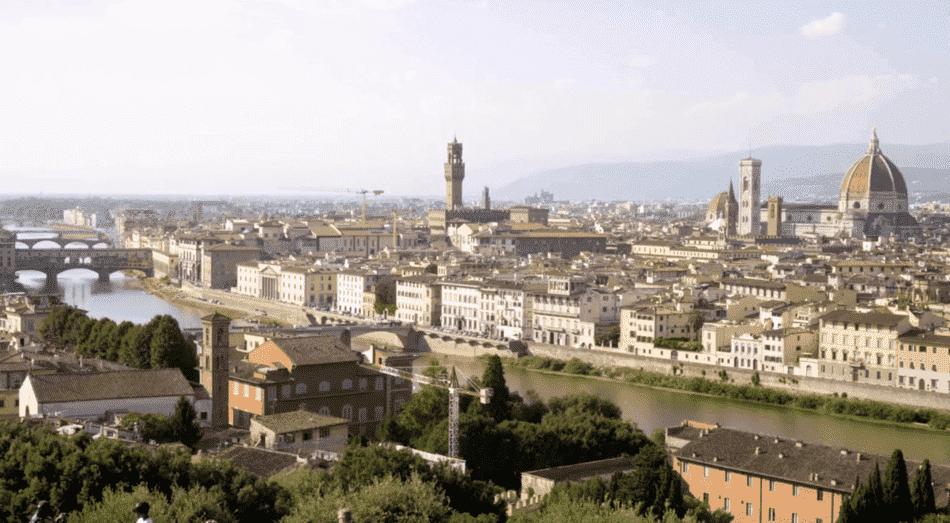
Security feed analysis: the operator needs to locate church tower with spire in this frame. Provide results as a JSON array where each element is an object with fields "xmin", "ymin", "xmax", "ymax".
[
  {"xmin": 445, "ymin": 137, "xmax": 465, "ymax": 211},
  {"xmin": 739, "ymin": 155, "xmax": 762, "ymax": 236}
]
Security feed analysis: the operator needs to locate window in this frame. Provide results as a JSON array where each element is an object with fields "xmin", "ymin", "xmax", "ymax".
[
  {"xmin": 376, "ymin": 406, "xmax": 384, "ymax": 421},
  {"xmin": 793, "ymin": 485, "xmax": 799, "ymax": 496},
  {"xmin": 268, "ymin": 387, "xmax": 277, "ymax": 400},
  {"xmin": 769, "ymin": 480, "xmax": 775, "ymax": 491},
  {"xmin": 296, "ymin": 383, "xmax": 307, "ymax": 394},
  {"xmin": 233, "ymin": 382, "xmax": 239, "ymax": 395},
  {"xmin": 725, "ymin": 471, "xmax": 731, "ymax": 482},
  {"xmin": 683, "ymin": 462, "xmax": 689, "ymax": 473},
  {"xmin": 358, "ymin": 408, "xmax": 367, "ymax": 422},
  {"xmin": 319, "ymin": 427, "xmax": 330, "ymax": 438},
  {"xmin": 724, "ymin": 498, "xmax": 730, "ymax": 511},
  {"xmin": 747, "ymin": 475, "xmax": 753, "ymax": 487},
  {"xmin": 376, "ymin": 377, "xmax": 384, "ymax": 391},
  {"xmin": 342, "ymin": 379, "xmax": 353, "ymax": 390},
  {"xmin": 792, "ymin": 513, "xmax": 798, "ymax": 523},
  {"xmin": 359, "ymin": 378, "xmax": 367, "ymax": 391},
  {"xmin": 342, "ymin": 405, "xmax": 352, "ymax": 420},
  {"xmin": 282, "ymin": 385, "xmax": 291, "ymax": 398},
  {"xmin": 817, "ymin": 489, "xmax": 823, "ymax": 501},
  {"xmin": 243, "ymin": 384, "xmax": 249, "ymax": 398},
  {"xmin": 703, "ymin": 493, "xmax": 709, "ymax": 505},
  {"xmin": 200, "ymin": 412, "xmax": 207, "ymax": 420},
  {"xmin": 768, "ymin": 508, "xmax": 776, "ymax": 521},
  {"xmin": 256, "ymin": 387, "xmax": 262, "ymax": 401},
  {"xmin": 319, "ymin": 381, "xmax": 330, "ymax": 392},
  {"xmin": 320, "ymin": 406, "xmax": 330, "ymax": 415},
  {"xmin": 747, "ymin": 504, "xmax": 754, "ymax": 516}
]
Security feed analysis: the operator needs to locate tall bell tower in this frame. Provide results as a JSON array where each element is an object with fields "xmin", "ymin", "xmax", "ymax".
[
  {"xmin": 739, "ymin": 156, "xmax": 761, "ymax": 236},
  {"xmin": 445, "ymin": 137, "xmax": 465, "ymax": 211},
  {"xmin": 200, "ymin": 313, "xmax": 231, "ymax": 429}
]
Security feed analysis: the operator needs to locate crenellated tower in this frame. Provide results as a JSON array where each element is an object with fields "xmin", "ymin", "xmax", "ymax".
[{"xmin": 445, "ymin": 137, "xmax": 465, "ymax": 211}]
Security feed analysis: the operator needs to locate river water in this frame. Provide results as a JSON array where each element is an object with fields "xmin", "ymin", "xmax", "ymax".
[
  {"xmin": 11, "ymin": 227, "xmax": 949, "ymax": 465},
  {"xmin": 422, "ymin": 353, "xmax": 950, "ymax": 466}
]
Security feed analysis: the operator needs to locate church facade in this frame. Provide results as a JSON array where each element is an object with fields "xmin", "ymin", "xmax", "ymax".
[{"xmin": 707, "ymin": 129, "xmax": 920, "ymax": 240}]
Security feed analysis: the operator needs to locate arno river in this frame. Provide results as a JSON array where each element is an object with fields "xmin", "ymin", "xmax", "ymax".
[{"xmin": 14, "ymin": 228, "xmax": 949, "ymax": 465}]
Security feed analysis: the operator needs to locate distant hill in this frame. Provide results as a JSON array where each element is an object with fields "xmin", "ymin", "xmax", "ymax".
[{"xmin": 497, "ymin": 142, "xmax": 950, "ymax": 202}]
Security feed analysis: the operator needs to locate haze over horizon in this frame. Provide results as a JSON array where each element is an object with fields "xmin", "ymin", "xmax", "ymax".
[{"xmin": 1, "ymin": 0, "xmax": 947, "ymax": 196}]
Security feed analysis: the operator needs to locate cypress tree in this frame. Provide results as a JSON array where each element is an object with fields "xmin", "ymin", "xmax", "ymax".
[
  {"xmin": 850, "ymin": 479, "xmax": 870, "ymax": 521},
  {"xmin": 882, "ymin": 449, "xmax": 913, "ymax": 523},
  {"xmin": 911, "ymin": 459, "xmax": 936, "ymax": 520},
  {"xmin": 868, "ymin": 462, "xmax": 884, "ymax": 515},
  {"xmin": 837, "ymin": 477, "xmax": 860, "ymax": 523},
  {"xmin": 480, "ymin": 355, "xmax": 511, "ymax": 422}
]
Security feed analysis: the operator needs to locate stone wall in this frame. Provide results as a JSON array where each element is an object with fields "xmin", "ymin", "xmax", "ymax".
[
  {"xmin": 181, "ymin": 283, "xmax": 312, "ymax": 326},
  {"xmin": 416, "ymin": 330, "xmax": 521, "ymax": 359}
]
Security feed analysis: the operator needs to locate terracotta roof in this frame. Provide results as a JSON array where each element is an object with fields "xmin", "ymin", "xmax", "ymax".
[
  {"xmin": 819, "ymin": 309, "xmax": 906, "ymax": 327},
  {"xmin": 271, "ymin": 335, "xmax": 358, "ymax": 366},
  {"xmin": 675, "ymin": 427, "xmax": 950, "ymax": 504},
  {"xmin": 254, "ymin": 410, "xmax": 349, "ymax": 434},
  {"xmin": 524, "ymin": 456, "xmax": 635, "ymax": 483},
  {"xmin": 217, "ymin": 446, "xmax": 300, "ymax": 477},
  {"xmin": 27, "ymin": 368, "xmax": 193, "ymax": 403}
]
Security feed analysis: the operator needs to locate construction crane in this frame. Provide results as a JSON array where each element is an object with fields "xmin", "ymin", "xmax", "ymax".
[
  {"xmin": 363, "ymin": 363, "xmax": 492, "ymax": 459},
  {"xmin": 351, "ymin": 189, "xmax": 386, "ymax": 224}
]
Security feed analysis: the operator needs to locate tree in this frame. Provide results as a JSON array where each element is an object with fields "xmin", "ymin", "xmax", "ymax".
[
  {"xmin": 688, "ymin": 310, "xmax": 705, "ymax": 337},
  {"xmin": 171, "ymin": 396, "xmax": 202, "ymax": 449},
  {"xmin": 480, "ymin": 355, "xmax": 511, "ymax": 422},
  {"xmin": 150, "ymin": 315, "xmax": 199, "ymax": 381},
  {"xmin": 882, "ymin": 449, "xmax": 913, "ymax": 523},
  {"xmin": 547, "ymin": 392, "xmax": 622, "ymax": 419},
  {"xmin": 912, "ymin": 459, "xmax": 936, "ymax": 520},
  {"xmin": 867, "ymin": 462, "xmax": 884, "ymax": 516}
]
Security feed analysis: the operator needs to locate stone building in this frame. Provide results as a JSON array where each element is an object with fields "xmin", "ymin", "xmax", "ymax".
[
  {"xmin": 200, "ymin": 244, "xmax": 262, "ymax": 289},
  {"xmin": 227, "ymin": 334, "xmax": 411, "ymax": 435},
  {"xmin": 668, "ymin": 423, "xmax": 950, "ymax": 523}
]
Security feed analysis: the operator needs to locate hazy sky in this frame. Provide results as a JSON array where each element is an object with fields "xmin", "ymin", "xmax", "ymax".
[{"xmin": 1, "ymin": 0, "xmax": 947, "ymax": 196}]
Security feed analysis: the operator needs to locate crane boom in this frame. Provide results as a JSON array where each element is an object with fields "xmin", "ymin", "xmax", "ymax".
[{"xmin": 362, "ymin": 363, "xmax": 492, "ymax": 458}]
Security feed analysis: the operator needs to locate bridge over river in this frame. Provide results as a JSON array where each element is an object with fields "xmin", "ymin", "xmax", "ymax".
[{"xmin": 3, "ymin": 228, "xmax": 152, "ymax": 291}]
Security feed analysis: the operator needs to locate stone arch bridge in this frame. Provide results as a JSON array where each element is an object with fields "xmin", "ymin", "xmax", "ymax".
[{"xmin": 15, "ymin": 248, "xmax": 153, "ymax": 290}]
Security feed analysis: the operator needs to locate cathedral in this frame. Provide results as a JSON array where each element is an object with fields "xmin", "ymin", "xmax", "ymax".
[{"xmin": 706, "ymin": 129, "xmax": 920, "ymax": 240}]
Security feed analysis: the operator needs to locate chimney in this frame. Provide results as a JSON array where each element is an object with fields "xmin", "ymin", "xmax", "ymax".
[
  {"xmin": 79, "ymin": 356, "xmax": 83, "ymax": 368},
  {"xmin": 795, "ymin": 441, "xmax": 803, "ymax": 448},
  {"xmin": 840, "ymin": 449, "xmax": 848, "ymax": 456},
  {"xmin": 778, "ymin": 453, "xmax": 785, "ymax": 459},
  {"xmin": 754, "ymin": 434, "xmax": 760, "ymax": 440},
  {"xmin": 755, "ymin": 447, "xmax": 761, "ymax": 455},
  {"xmin": 856, "ymin": 453, "xmax": 862, "ymax": 462}
]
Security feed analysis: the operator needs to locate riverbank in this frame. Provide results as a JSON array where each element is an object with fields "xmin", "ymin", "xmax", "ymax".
[
  {"xmin": 139, "ymin": 277, "xmax": 284, "ymax": 325},
  {"xmin": 495, "ymin": 355, "xmax": 950, "ymax": 432}
]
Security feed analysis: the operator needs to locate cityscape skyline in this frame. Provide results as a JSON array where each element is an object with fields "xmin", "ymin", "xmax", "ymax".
[{"xmin": 0, "ymin": 0, "xmax": 947, "ymax": 196}]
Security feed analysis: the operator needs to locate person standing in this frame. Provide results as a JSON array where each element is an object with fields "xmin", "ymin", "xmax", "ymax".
[
  {"xmin": 132, "ymin": 501, "xmax": 153, "ymax": 523},
  {"xmin": 28, "ymin": 500, "xmax": 54, "ymax": 523}
]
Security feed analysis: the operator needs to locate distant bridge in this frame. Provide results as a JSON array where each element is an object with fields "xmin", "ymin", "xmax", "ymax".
[
  {"xmin": 14, "ymin": 230, "xmax": 113, "ymax": 249},
  {"xmin": 15, "ymin": 248, "xmax": 153, "ymax": 288}
]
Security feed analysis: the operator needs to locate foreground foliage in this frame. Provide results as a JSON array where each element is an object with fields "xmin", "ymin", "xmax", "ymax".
[{"xmin": 0, "ymin": 422, "xmax": 291, "ymax": 522}]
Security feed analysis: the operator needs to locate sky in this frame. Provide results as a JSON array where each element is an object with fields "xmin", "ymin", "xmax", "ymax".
[{"xmin": 0, "ymin": 0, "xmax": 947, "ymax": 196}]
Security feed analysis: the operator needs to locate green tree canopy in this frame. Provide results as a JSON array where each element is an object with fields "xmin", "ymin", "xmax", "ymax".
[
  {"xmin": 882, "ymin": 449, "xmax": 913, "ymax": 523},
  {"xmin": 912, "ymin": 459, "xmax": 936, "ymax": 520}
]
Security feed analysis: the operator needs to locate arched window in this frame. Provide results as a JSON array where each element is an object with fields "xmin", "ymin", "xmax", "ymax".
[
  {"xmin": 375, "ymin": 406, "xmax": 384, "ymax": 421},
  {"xmin": 342, "ymin": 379, "xmax": 353, "ymax": 390},
  {"xmin": 296, "ymin": 383, "xmax": 307, "ymax": 395},
  {"xmin": 358, "ymin": 408, "xmax": 367, "ymax": 422},
  {"xmin": 359, "ymin": 378, "xmax": 367, "ymax": 391},
  {"xmin": 853, "ymin": 201, "xmax": 860, "ymax": 209},
  {"xmin": 319, "ymin": 381, "xmax": 330, "ymax": 392},
  {"xmin": 319, "ymin": 406, "xmax": 330, "ymax": 415},
  {"xmin": 342, "ymin": 405, "xmax": 352, "ymax": 420},
  {"xmin": 376, "ymin": 377, "xmax": 384, "ymax": 391}
]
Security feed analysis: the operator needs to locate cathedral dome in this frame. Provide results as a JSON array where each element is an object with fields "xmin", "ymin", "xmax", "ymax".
[
  {"xmin": 707, "ymin": 192, "xmax": 729, "ymax": 218},
  {"xmin": 839, "ymin": 129, "xmax": 908, "ymax": 212}
]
